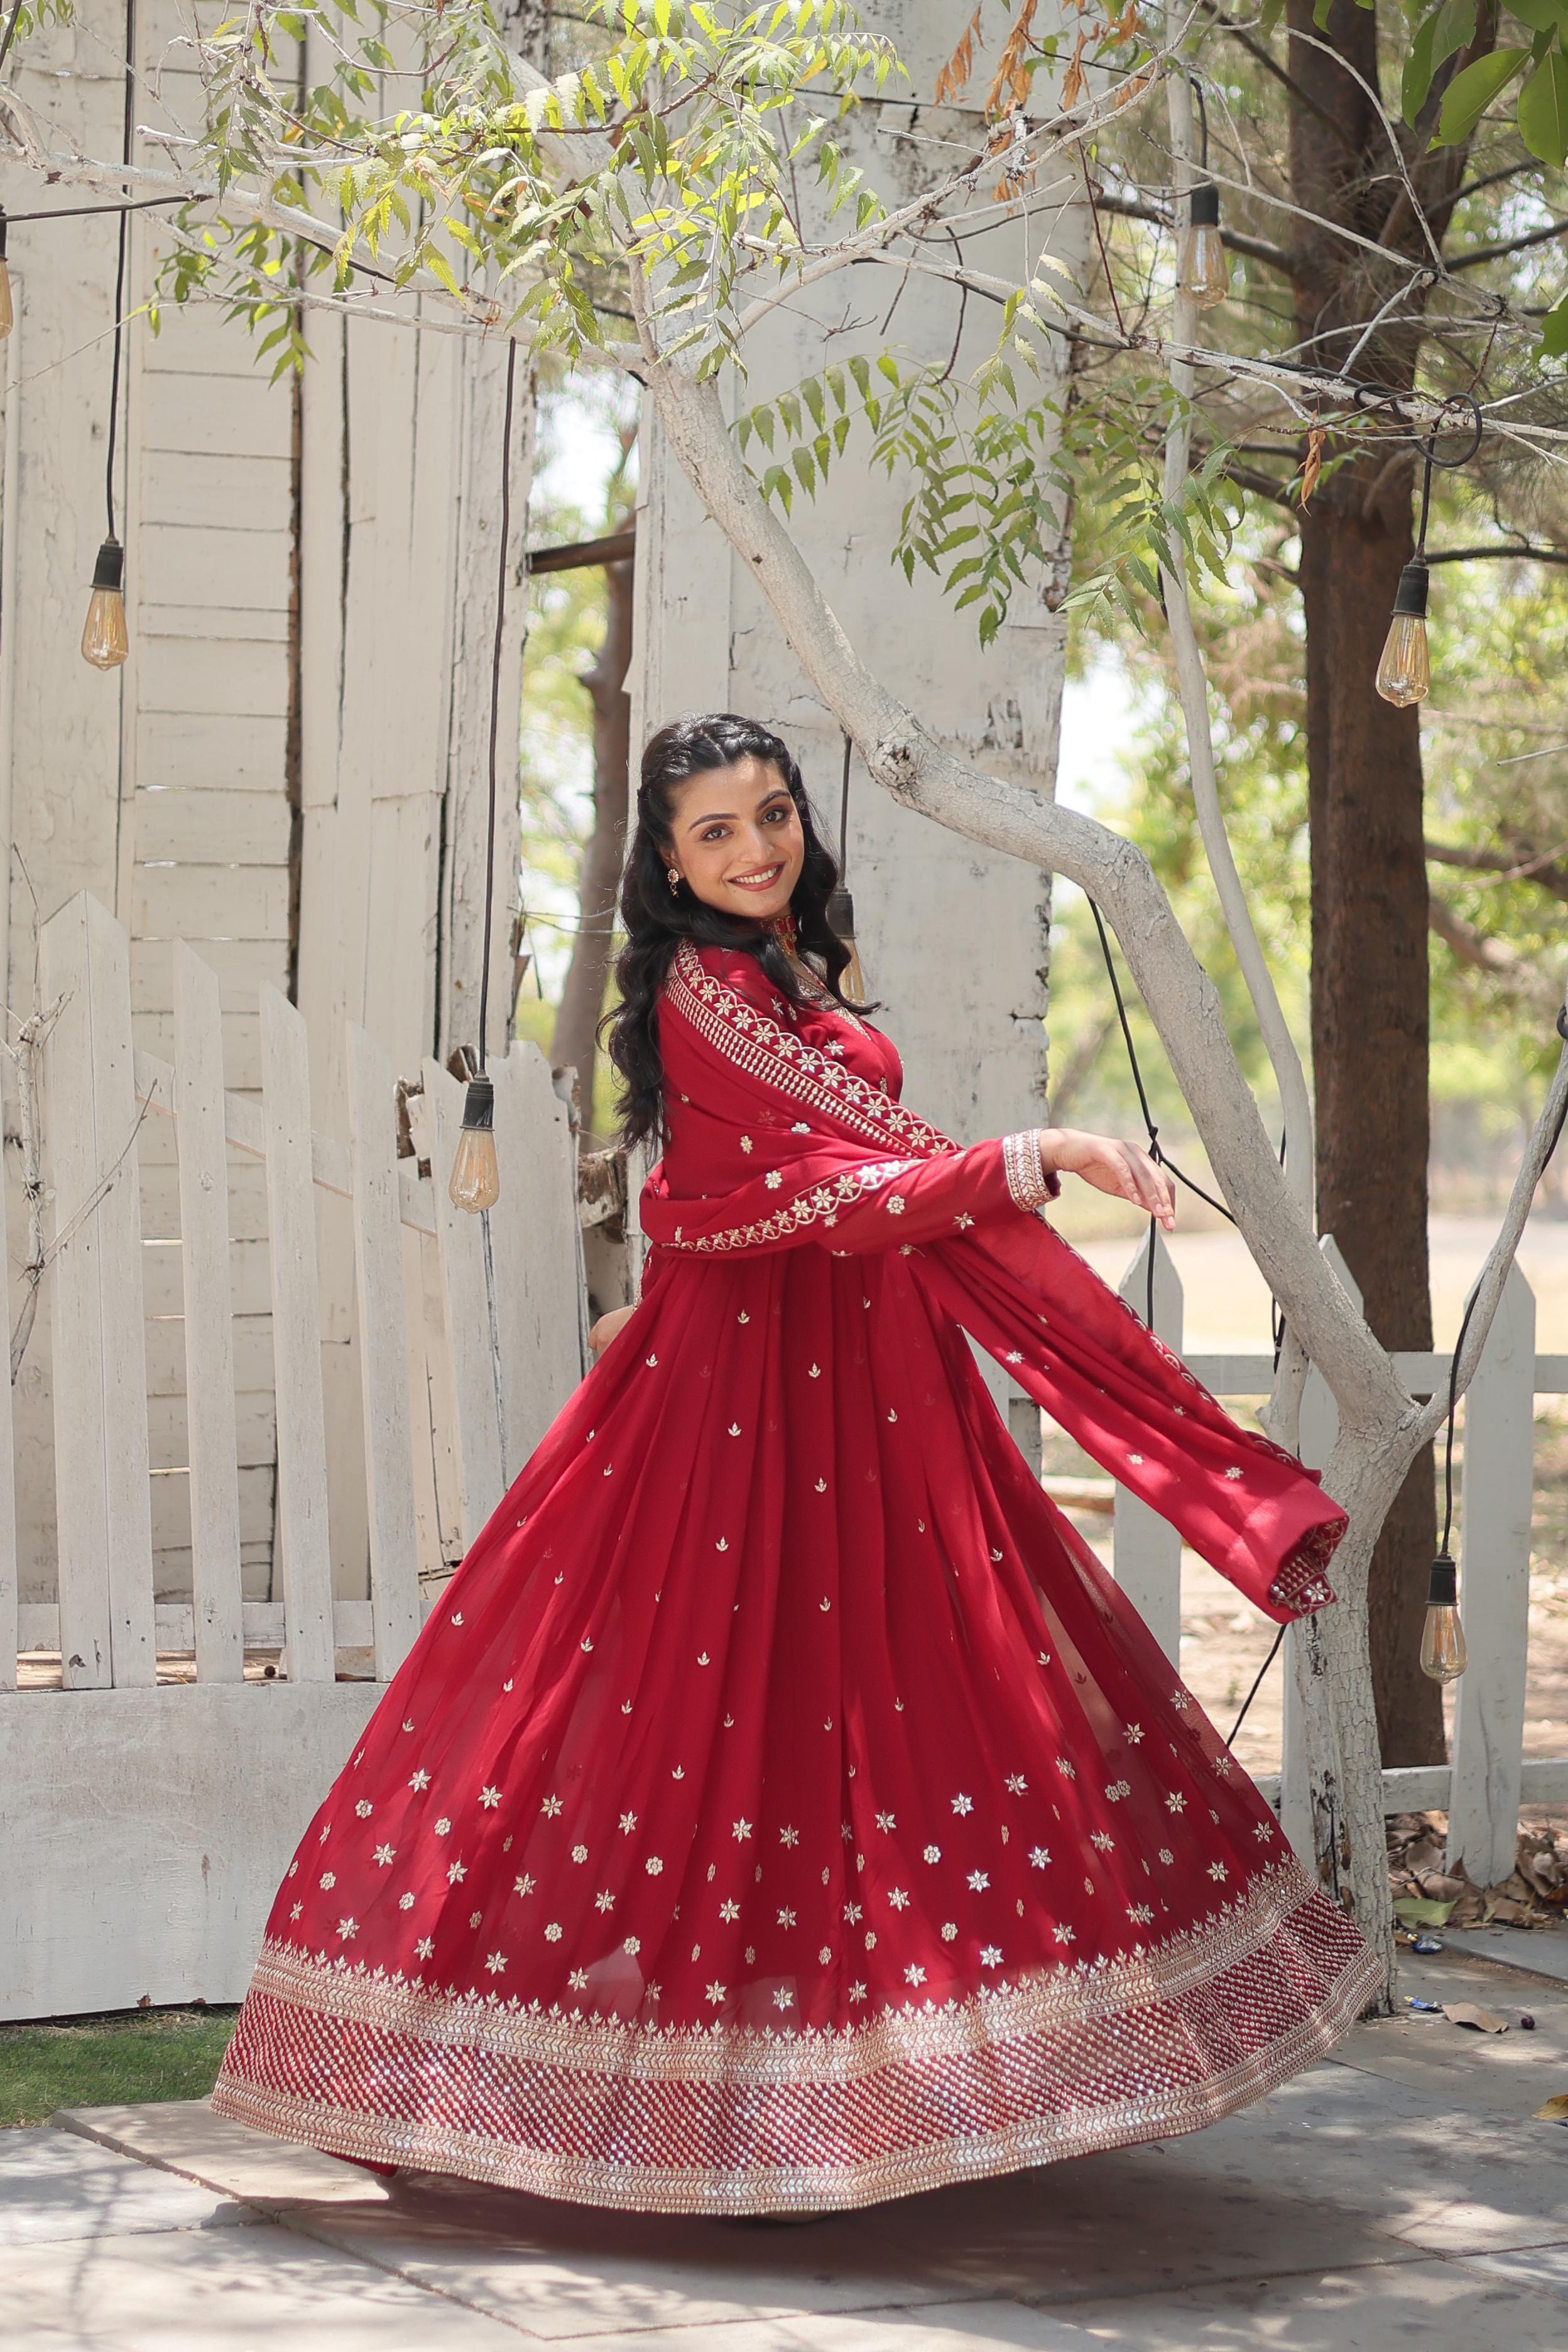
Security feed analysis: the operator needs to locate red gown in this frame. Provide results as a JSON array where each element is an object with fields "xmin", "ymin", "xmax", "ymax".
[{"xmin": 214, "ymin": 941, "xmax": 1380, "ymax": 2213}]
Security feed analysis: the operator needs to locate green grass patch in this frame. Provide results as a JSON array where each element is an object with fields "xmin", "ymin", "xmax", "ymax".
[{"xmin": 0, "ymin": 2006, "xmax": 239, "ymax": 2128}]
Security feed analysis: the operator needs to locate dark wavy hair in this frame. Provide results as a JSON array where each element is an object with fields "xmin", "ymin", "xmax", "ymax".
[{"xmin": 603, "ymin": 713, "xmax": 864, "ymax": 1151}]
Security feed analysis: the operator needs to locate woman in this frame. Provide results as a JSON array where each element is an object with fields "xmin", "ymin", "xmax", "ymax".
[{"xmin": 214, "ymin": 713, "xmax": 1379, "ymax": 2214}]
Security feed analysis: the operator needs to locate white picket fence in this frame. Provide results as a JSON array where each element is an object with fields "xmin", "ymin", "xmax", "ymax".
[
  {"xmin": 0, "ymin": 894, "xmax": 583, "ymax": 2020},
  {"xmin": 1108, "ymin": 1226, "xmax": 1565, "ymax": 1890}
]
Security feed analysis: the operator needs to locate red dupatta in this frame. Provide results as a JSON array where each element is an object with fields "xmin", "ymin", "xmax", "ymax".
[{"xmin": 640, "ymin": 942, "xmax": 1345, "ymax": 1624}]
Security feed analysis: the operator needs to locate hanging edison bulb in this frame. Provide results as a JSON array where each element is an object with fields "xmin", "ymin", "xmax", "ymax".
[
  {"xmin": 1179, "ymin": 183, "xmax": 1229, "ymax": 311},
  {"xmin": 82, "ymin": 537, "xmax": 129, "ymax": 670},
  {"xmin": 0, "ymin": 210, "xmax": 13, "ymax": 342},
  {"xmin": 1375, "ymin": 558, "xmax": 1431, "ymax": 707},
  {"xmin": 449, "ymin": 1072, "xmax": 500, "ymax": 1212},
  {"xmin": 826, "ymin": 884, "xmax": 866, "ymax": 1006},
  {"xmin": 1419, "ymin": 1552, "xmax": 1467, "ymax": 1684}
]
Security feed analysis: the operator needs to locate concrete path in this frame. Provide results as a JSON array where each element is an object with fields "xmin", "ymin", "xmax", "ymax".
[{"xmin": 14, "ymin": 1939, "xmax": 1568, "ymax": 2348}]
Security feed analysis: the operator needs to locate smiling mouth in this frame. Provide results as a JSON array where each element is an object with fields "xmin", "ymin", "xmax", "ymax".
[{"xmin": 729, "ymin": 866, "xmax": 785, "ymax": 891}]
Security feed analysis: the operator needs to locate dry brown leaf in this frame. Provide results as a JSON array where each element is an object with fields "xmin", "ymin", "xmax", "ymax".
[
  {"xmin": 1535, "ymin": 2092, "xmax": 1568, "ymax": 2121},
  {"xmin": 984, "ymin": 0, "xmax": 1040, "ymax": 119},
  {"xmin": 1298, "ymin": 425, "xmax": 1326, "ymax": 511},
  {"xmin": 935, "ymin": 2, "xmax": 985, "ymax": 107},
  {"xmin": 1060, "ymin": 30, "xmax": 1087, "ymax": 112},
  {"xmin": 1445, "ymin": 2003, "xmax": 1510, "ymax": 2034}
]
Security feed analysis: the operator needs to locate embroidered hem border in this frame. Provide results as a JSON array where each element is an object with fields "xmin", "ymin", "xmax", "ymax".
[
  {"xmin": 1002, "ymin": 1130, "xmax": 1059, "ymax": 1212},
  {"xmin": 211, "ymin": 1862, "xmax": 1381, "ymax": 2215},
  {"xmin": 1265, "ymin": 1518, "xmax": 1341, "ymax": 1615}
]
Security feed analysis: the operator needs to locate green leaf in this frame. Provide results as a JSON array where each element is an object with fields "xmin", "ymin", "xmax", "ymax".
[
  {"xmin": 1539, "ymin": 289, "xmax": 1568, "ymax": 353},
  {"xmin": 1520, "ymin": 44, "xmax": 1568, "ymax": 160},
  {"xmin": 1507, "ymin": 0, "xmax": 1568, "ymax": 28},
  {"xmin": 1402, "ymin": 13, "xmax": 1438, "ymax": 121},
  {"xmin": 1432, "ymin": 0, "xmax": 1478, "ymax": 68},
  {"xmin": 1435, "ymin": 45, "xmax": 1529, "ymax": 141}
]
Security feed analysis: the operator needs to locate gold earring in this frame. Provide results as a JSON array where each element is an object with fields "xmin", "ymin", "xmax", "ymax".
[{"xmin": 668, "ymin": 866, "xmax": 680, "ymax": 896}]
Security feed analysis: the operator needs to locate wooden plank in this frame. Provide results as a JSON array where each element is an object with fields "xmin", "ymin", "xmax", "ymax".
[
  {"xmin": 40, "ymin": 895, "xmax": 157, "ymax": 1690},
  {"xmin": 134, "ymin": 1012, "xmax": 264, "ymax": 1096},
  {"xmin": 132, "ymin": 939, "xmax": 290, "ymax": 1015},
  {"xmin": 141, "ymin": 1157, "xmax": 270, "ymax": 1243},
  {"xmin": 141, "ymin": 1234, "xmax": 271, "ymax": 1320},
  {"xmin": 173, "ymin": 942, "xmax": 246, "ymax": 1683},
  {"xmin": 1447, "ymin": 1263, "xmax": 1537, "ymax": 1888},
  {"xmin": 151, "ymin": 1463, "xmax": 275, "ymax": 1553},
  {"xmin": 1112, "ymin": 1227, "xmax": 1182, "ymax": 1665},
  {"xmin": 260, "ymin": 986, "xmax": 336, "ymax": 1683},
  {"xmin": 148, "ymin": 1392, "xmax": 276, "ymax": 1473},
  {"xmin": 131, "ymin": 865, "xmax": 291, "ymax": 942},
  {"xmin": 134, "ymin": 790, "xmax": 291, "ymax": 865},
  {"xmin": 139, "ymin": 525, "xmax": 293, "ymax": 613},
  {"xmin": 136, "ymin": 638, "xmax": 289, "ymax": 721},
  {"xmin": 423, "ymin": 1060, "xmax": 504, "ymax": 1545},
  {"xmin": 347, "ymin": 1025, "xmax": 422, "ymax": 1679},
  {"xmin": 134, "ymin": 713, "xmax": 288, "ymax": 795},
  {"xmin": 143, "ymin": 450, "xmax": 293, "ymax": 533},
  {"xmin": 141, "ymin": 373, "xmax": 292, "ymax": 460},
  {"xmin": 489, "ymin": 1042, "xmax": 584, "ymax": 1479},
  {"xmin": 146, "ymin": 1314, "xmax": 275, "ymax": 1398}
]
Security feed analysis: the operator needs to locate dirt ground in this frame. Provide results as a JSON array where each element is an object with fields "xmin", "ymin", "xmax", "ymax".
[{"xmin": 1042, "ymin": 1400, "xmax": 1568, "ymax": 1780}]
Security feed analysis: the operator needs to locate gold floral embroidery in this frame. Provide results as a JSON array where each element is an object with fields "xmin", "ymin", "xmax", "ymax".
[
  {"xmin": 659, "ymin": 1161, "xmax": 915, "ymax": 1255},
  {"xmin": 666, "ymin": 945, "xmax": 951, "ymax": 1158}
]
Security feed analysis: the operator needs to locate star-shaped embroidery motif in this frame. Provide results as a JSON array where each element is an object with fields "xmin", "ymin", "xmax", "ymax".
[
  {"xmin": 416, "ymin": 1936, "xmax": 435, "ymax": 1959},
  {"xmin": 513, "ymin": 1873, "xmax": 535, "ymax": 1897},
  {"xmin": 966, "ymin": 1870, "xmax": 989, "ymax": 1892},
  {"xmin": 923, "ymin": 1844, "xmax": 942, "ymax": 1863},
  {"xmin": 373, "ymin": 1843, "xmax": 396, "ymax": 1867},
  {"xmin": 485, "ymin": 1951, "xmax": 507, "ymax": 1974},
  {"xmin": 719, "ymin": 1898, "xmax": 741, "ymax": 1921},
  {"xmin": 337, "ymin": 1917, "xmax": 358, "ymax": 1941},
  {"xmin": 619, "ymin": 1812, "xmax": 637, "ymax": 1834},
  {"xmin": 875, "ymin": 1810, "xmax": 896, "ymax": 1832},
  {"xmin": 980, "ymin": 1944, "xmax": 1003, "ymax": 1966},
  {"xmin": 776, "ymin": 1906, "xmax": 797, "ymax": 1927},
  {"xmin": 951, "ymin": 1794, "xmax": 974, "ymax": 1816},
  {"xmin": 707, "ymin": 1981, "xmax": 727, "ymax": 2005},
  {"xmin": 447, "ymin": 1860, "xmax": 467, "ymax": 1884},
  {"xmin": 733, "ymin": 1818, "xmax": 753, "ymax": 1841},
  {"xmin": 1030, "ymin": 1846, "xmax": 1051, "ymax": 1868},
  {"xmin": 780, "ymin": 1826, "xmax": 799, "ymax": 1847},
  {"xmin": 905, "ymin": 1963, "xmax": 926, "ymax": 1986},
  {"xmin": 541, "ymin": 1795, "xmax": 563, "ymax": 1817},
  {"xmin": 773, "ymin": 1986, "xmax": 793, "ymax": 2009},
  {"xmin": 888, "ymin": 1887, "xmax": 910, "ymax": 1910},
  {"xmin": 479, "ymin": 1786, "xmax": 501, "ymax": 1809}
]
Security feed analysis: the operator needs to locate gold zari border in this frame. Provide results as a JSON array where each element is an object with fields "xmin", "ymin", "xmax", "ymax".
[{"xmin": 212, "ymin": 1860, "xmax": 1381, "ymax": 2214}]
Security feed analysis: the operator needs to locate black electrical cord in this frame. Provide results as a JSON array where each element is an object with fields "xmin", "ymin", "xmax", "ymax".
[
  {"xmin": 1089, "ymin": 894, "xmax": 1298, "ymax": 1748},
  {"xmin": 838, "ymin": 731, "xmax": 851, "ymax": 876},
  {"xmin": 476, "ymin": 336, "xmax": 519, "ymax": 1077},
  {"xmin": 104, "ymin": 0, "xmax": 138, "ymax": 546}
]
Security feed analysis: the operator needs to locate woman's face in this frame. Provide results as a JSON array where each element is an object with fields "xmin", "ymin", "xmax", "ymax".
[{"xmin": 665, "ymin": 756, "xmax": 805, "ymax": 927}]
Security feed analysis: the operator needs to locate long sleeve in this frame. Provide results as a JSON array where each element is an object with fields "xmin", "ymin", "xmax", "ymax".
[{"xmin": 640, "ymin": 944, "xmax": 1055, "ymax": 1261}]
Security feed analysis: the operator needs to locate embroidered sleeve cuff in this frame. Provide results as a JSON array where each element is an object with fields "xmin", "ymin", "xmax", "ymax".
[
  {"xmin": 1265, "ymin": 1523, "xmax": 1341, "ymax": 1616},
  {"xmin": 1002, "ymin": 1130, "xmax": 1060, "ymax": 1213}
]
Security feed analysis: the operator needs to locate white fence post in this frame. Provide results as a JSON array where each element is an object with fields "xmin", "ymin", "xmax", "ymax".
[
  {"xmin": 1113, "ymin": 1226, "xmax": 1184, "ymax": 1663},
  {"xmin": 1283, "ymin": 1234, "xmax": 1359, "ymax": 1863},
  {"xmin": 424, "ymin": 1058, "xmax": 505, "ymax": 1544},
  {"xmin": 489, "ymin": 1042, "xmax": 584, "ymax": 1481},
  {"xmin": 260, "ymin": 985, "xmax": 336, "ymax": 1684},
  {"xmin": 40, "ymin": 893, "xmax": 156, "ymax": 1690},
  {"xmin": 173, "ymin": 942, "xmax": 245, "ymax": 1684},
  {"xmin": 0, "ymin": 1108, "xmax": 17, "ymax": 1692},
  {"xmin": 1447, "ymin": 1260, "xmax": 1537, "ymax": 1887},
  {"xmin": 347, "ymin": 1023, "xmax": 422, "ymax": 1679}
]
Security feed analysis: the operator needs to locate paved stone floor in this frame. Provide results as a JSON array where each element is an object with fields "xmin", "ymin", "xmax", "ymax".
[{"xmin": 13, "ymin": 1940, "xmax": 1568, "ymax": 2348}]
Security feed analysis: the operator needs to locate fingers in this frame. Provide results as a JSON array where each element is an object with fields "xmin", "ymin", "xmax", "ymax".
[{"xmin": 1119, "ymin": 1143, "xmax": 1175, "ymax": 1228}]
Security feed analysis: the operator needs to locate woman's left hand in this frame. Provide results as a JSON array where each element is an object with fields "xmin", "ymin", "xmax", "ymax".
[
  {"xmin": 588, "ymin": 1305, "xmax": 638, "ymax": 1361},
  {"xmin": 1035, "ymin": 1128, "xmax": 1175, "ymax": 1230}
]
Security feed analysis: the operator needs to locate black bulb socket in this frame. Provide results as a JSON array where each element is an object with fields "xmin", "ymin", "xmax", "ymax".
[
  {"xmin": 1187, "ymin": 182, "xmax": 1220, "ymax": 227},
  {"xmin": 1427, "ymin": 1552, "xmax": 1458, "ymax": 1608},
  {"xmin": 827, "ymin": 885, "xmax": 857, "ymax": 943},
  {"xmin": 91, "ymin": 536, "xmax": 125, "ymax": 594},
  {"xmin": 459, "ymin": 1072, "xmax": 495, "ymax": 1133},
  {"xmin": 1391, "ymin": 558, "xmax": 1430, "ymax": 621},
  {"xmin": 0, "ymin": 210, "xmax": 9, "ymax": 263}
]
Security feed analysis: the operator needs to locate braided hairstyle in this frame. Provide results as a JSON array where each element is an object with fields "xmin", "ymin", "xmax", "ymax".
[{"xmin": 603, "ymin": 712, "xmax": 862, "ymax": 1151}]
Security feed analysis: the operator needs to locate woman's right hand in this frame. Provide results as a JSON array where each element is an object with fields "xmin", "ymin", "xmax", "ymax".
[{"xmin": 588, "ymin": 1304, "xmax": 638, "ymax": 1361}]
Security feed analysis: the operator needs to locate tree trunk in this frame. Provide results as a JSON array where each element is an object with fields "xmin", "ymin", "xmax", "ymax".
[
  {"xmin": 1289, "ymin": 0, "xmax": 1447, "ymax": 1767},
  {"xmin": 552, "ymin": 555, "xmax": 634, "ymax": 1129}
]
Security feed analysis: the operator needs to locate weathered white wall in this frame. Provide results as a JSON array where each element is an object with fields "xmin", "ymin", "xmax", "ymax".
[
  {"xmin": 0, "ymin": 1, "xmax": 529, "ymax": 1620},
  {"xmin": 635, "ymin": 3, "xmax": 1088, "ymax": 1147}
]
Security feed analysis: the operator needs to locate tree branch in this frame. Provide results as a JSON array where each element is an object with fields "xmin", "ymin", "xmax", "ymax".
[
  {"xmin": 1191, "ymin": 1, "xmax": 1360, "ymax": 157},
  {"xmin": 640, "ymin": 350, "xmax": 1408, "ymax": 1446},
  {"xmin": 1427, "ymin": 836, "xmax": 1568, "ymax": 899},
  {"xmin": 1428, "ymin": 892, "xmax": 1527, "ymax": 974},
  {"xmin": 1425, "ymin": 542, "xmax": 1568, "ymax": 565},
  {"xmin": 1449, "ymin": 214, "xmax": 1568, "ymax": 271}
]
